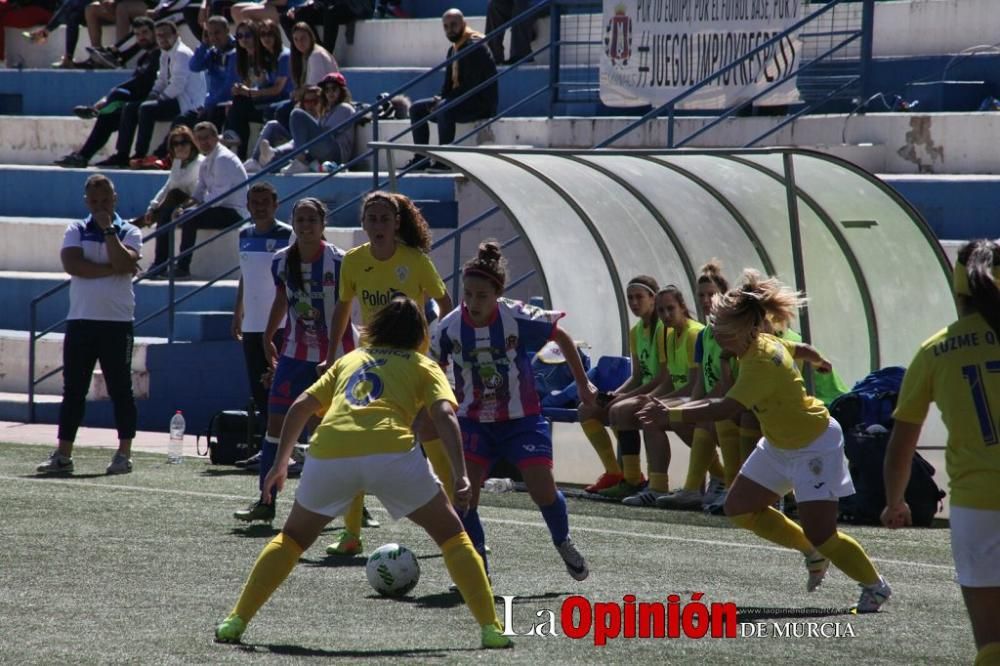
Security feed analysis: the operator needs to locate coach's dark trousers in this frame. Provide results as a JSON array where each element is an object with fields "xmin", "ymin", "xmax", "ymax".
[{"xmin": 58, "ymin": 319, "xmax": 137, "ymax": 443}]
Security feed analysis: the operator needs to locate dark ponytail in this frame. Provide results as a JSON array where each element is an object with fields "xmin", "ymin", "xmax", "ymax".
[
  {"xmin": 957, "ymin": 239, "xmax": 1000, "ymax": 336},
  {"xmin": 462, "ymin": 240, "xmax": 507, "ymax": 291},
  {"xmin": 287, "ymin": 197, "xmax": 327, "ymax": 293}
]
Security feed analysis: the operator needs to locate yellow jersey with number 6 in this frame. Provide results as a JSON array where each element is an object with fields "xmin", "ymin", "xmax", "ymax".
[
  {"xmin": 306, "ymin": 346, "xmax": 457, "ymax": 459},
  {"xmin": 894, "ymin": 313, "xmax": 1000, "ymax": 510}
]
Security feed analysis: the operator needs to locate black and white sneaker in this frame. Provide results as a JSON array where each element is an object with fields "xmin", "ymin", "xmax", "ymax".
[
  {"xmin": 36, "ymin": 451, "xmax": 73, "ymax": 475},
  {"xmin": 556, "ymin": 538, "xmax": 589, "ymax": 581}
]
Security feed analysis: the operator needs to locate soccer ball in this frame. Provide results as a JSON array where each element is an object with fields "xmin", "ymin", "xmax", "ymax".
[{"xmin": 366, "ymin": 543, "xmax": 420, "ymax": 597}]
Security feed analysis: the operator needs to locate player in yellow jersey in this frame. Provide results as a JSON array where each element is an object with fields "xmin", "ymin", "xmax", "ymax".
[
  {"xmin": 577, "ymin": 275, "xmax": 665, "ymax": 497},
  {"xmin": 321, "ymin": 191, "xmax": 455, "ymax": 556},
  {"xmin": 214, "ymin": 296, "xmax": 512, "ymax": 649},
  {"xmin": 637, "ymin": 270, "xmax": 891, "ymax": 613},
  {"xmin": 883, "ymin": 239, "xmax": 1000, "ymax": 665}
]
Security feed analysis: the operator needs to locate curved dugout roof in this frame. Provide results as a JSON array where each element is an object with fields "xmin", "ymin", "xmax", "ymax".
[{"xmin": 387, "ymin": 145, "xmax": 953, "ymax": 385}]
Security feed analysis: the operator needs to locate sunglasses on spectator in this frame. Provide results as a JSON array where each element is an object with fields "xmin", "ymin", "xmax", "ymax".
[
  {"xmin": 302, "ymin": 97, "xmax": 320, "ymax": 103},
  {"xmin": 236, "ymin": 31, "xmax": 255, "ymax": 39},
  {"xmin": 260, "ymin": 31, "xmax": 277, "ymax": 38},
  {"xmin": 171, "ymin": 139, "xmax": 192, "ymax": 147}
]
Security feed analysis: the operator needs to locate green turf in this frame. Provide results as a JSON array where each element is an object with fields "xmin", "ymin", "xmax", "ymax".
[{"xmin": 0, "ymin": 443, "xmax": 973, "ymax": 664}]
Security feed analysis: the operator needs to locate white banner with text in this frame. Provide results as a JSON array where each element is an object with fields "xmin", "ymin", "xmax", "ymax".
[{"xmin": 600, "ymin": 0, "xmax": 804, "ymax": 109}]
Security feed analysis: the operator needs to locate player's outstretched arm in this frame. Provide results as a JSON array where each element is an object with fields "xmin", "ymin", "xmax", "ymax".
[
  {"xmin": 428, "ymin": 399, "xmax": 471, "ymax": 512},
  {"xmin": 881, "ymin": 420, "xmax": 922, "ymax": 528},
  {"xmin": 262, "ymin": 393, "xmax": 321, "ymax": 501}
]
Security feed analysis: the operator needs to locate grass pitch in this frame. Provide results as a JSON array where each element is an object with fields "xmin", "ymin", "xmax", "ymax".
[{"xmin": 0, "ymin": 443, "xmax": 971, "ymax": 664}]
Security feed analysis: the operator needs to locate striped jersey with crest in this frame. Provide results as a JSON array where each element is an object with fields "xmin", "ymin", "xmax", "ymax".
[
  {"xmin": 271, "ymin": 241, "xmax": 355, "ymax": 362},
  {"xmin": 432, "ymin": 298, "xmax": 563, "ymax": 422}
]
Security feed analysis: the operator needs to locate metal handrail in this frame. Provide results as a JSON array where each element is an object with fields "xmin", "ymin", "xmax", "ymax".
[{"xmin": 26, "ymin": 1, "xmax": 562, "ymax": 420}]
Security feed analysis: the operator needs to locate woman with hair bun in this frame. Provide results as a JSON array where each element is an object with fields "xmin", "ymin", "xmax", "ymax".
[
  {"xmin": 637, "ymin": 269, "xmax": 891, "ymax": 613},
  {"xmin": 883, "ymin": 239, "xmax": 1000, "ymax": 663},
  {"xmin": 431, "ymin": 241, "xmax": 596, "ymax": 582}
]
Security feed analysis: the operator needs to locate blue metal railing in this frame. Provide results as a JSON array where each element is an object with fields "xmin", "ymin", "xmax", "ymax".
[
  {"xmin": 26, "ymin": 0, "xmax": 569, "ymax": 420},
  {"xmin": 27, "ymin": 0, "xmax": 871, "ymax": 420}
]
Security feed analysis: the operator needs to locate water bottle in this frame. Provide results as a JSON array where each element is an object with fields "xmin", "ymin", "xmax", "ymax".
[
  {"xmin": 168, "ymin": 410, "xmax": 185, "ymax": 464},
  {"xmin": 483, "ymin": 477, "xmax": 514, "ymax": 493}
]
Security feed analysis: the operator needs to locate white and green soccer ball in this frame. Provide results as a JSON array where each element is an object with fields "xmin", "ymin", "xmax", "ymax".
[{"xmin": 366, "ymin": 543, "xmax": 420, "ymax": 597}]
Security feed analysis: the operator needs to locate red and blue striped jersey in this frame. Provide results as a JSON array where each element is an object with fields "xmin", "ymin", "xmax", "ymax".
[
  {"xmin": 271, "ymin": 241, "xmax": 355, "ymax": 362},
  {"xmin": 432, "ymin": 298, "xmax": 564, "ymax": 422}
]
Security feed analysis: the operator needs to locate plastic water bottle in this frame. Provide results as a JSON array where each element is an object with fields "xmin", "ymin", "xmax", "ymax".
[
  {"xmin": 483, "ymin": 478, "xmax": 514, "ymax": 493},
  {"xmin": 168, "ymin": 410, "xmax": 185, "ymax": 464}
]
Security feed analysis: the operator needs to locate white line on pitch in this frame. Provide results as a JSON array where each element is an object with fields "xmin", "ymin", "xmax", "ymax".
[{"xmin": 1, "ymin": 474, "xmax": 954, "ymax": 572}]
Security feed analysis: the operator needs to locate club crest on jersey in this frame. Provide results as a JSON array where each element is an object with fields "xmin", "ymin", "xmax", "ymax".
[
  {"xmin": 808, "ymin": 457, "xmax": 823, "ymax": 476},
  {"xmin": 323, "ymin": 271, "xmax": 336, "ymax": 286},
  {"xmin": 396, "ymin": 265, "xmax": 409, "ymax": 282},
  {"xmin": 266, "ymin": 239, "xmax": 277, "ymax": 252},
  {"xmin": 506, "ymin": 335, "xmax": 518, "ymax": 351}
]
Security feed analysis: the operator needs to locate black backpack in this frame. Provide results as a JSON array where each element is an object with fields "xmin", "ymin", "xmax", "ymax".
[
  {"xmin": 838, "ymin": 427, "xmax": 946, "ymax": 527},
  {"xmin": 196, "ymin": 402, "xmax": 261, "ymax": 465}
]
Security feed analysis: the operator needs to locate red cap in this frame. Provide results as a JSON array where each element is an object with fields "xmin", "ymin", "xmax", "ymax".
[{"xmin": 320, "ymin": 72, "xmax": 347, "ymax": 88}]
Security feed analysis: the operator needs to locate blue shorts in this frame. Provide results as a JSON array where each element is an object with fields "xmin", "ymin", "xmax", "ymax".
[
  {"xmin": 268, "ymin": 356, "xmax": 319, "ymax": 415},
  {"xmin": 459, "ymin": 414, "xmax": 552, "ymax": 470}
]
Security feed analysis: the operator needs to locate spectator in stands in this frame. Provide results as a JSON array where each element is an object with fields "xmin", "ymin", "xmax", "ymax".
[
  {"xmin": 272, "ymin": 21, "xmax": 336, "ymax": 129},
  {"xmin": 114, "ymin": 19, "xmax": 206, "ymax": 169},
  {"xmin": 225, "ymin": 19, "xmax": 293, "ymax": 159},
  {"xmin": 53, "ymin": 16, "xmax": 159, "ymax": 169},
  {"xmin": 36, "ymin": 174, "xmax": 142, "ymax": 476},
  {"xmin": 135, "ymin": 14, "xmax": 236, "ymax": 165},
  {"xmin": 28, "ymin": 0, "xmax": 94, "ymax": 68},
  {"xmin": 244, "ymin": 84, "xmax": 322, "ymax": 172},
  {"xmin": 404, "ymin": 9, "xmax": 497, "ymax": 171},
  {"xmin": 136, "ymin": 125, "xmax": 205, "ymax": 278},
  {"xmin": 0, "ymin": 0, "xmax": 56, "ymax": 63},
  {"xmin": 86, "ymin": 0, "xmax": 206, "ymax": 69},
  {"xmin": 169, "ymin": 121, "xmax": 249, "ymax": 278},
  {"xmin": 485, "ymin": 0, "xmax": 535, "ymax": 65},
  {"xmin": 83, "ymin": 0, "xmax": 146, "ymax": 60},
  {"xmin": 229, "ymin": 181, "xmax": 293, "ymax": 462},
  {"xmin": 283, "ymin": 0, "xmax": 373, "ymax": 52},
  {"xmin": 373, "ymin": 0, "xmax": 404, "ymax": 19},
  {"xmin": 182, "ymin": 14, "xmax": 237, "ymax": 131},
  {"xmin": 289, "ymin": 21, "xmax": 337, "ymax": 87},
  {"xmin": 258, "ymin": 71, "xmax": 355, "ymax": 174}
]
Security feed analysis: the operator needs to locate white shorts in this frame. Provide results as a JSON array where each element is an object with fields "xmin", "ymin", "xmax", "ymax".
[
  {"xmin": 739, "ymin": 420, "xmax": 855, "ymax": 503},
  {"xmin": 295, "ymin": 447, "xmax": 441, "ymax": 520},
  {"xmin": 950, "ymin": 506, "xmax": 1000, "ymax": 587}
]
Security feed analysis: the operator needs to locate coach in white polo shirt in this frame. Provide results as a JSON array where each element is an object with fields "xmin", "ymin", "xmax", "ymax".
[
  {"xmin": 171, "ymin": 121, "xmax": 250, "ymax": 278},
  {"xmin": 231, "ymin": 181, "xmax": 292, "ymax": 426},
  {"xmin": 37, "ymin": 175, "xmax": 143, "ymax": 477}
]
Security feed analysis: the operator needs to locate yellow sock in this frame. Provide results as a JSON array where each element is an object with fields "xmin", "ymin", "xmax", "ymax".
[
  {"xmin": 648, "ymin": 472, "xmax": 670, "ymax": 493},
  {"xmin": 729, "ymin": 508, "xmax": 814, "ymax": 554},
  {"xmin": 232, "ymin": 532, "xmax": 304, "ymax": 623},
  {"xmin": 683, "ymin": 428, "xmax": 717, "ymax": 491},
  {"xmin": 816, "ymin": 532, "xmax": 880, "ymax": 586},
  {"xmin": 715, "ymin": 420, "xmax": 741, "ymax": 486},
  {"xmin": 344, "ymin": 493, "xmax": 364, "ymax": 536},
  {"xmin": 622, "ymin": 454, "xmax": 642, "ymax": 485},
  {"xmin": 422, "ymin": 438, "xmax": 454, "ymax": 503},
  {"xmin": 441, "ymin": 532, "xmax": 499, "ymax": 628},
  {"xmin": 707, "ymin": 452, "xmax": 724, "ymax": 480},
  {"xmin": 581, "ymin": 419, "xmax": 621, "ymax": 475},
  {"xmin": 975, "ymin": 643, "xmax": 1000, "ymax": 666},
  {"xmin": 739, "ymin": 427, "xmax": 761, "ymax": 464}
]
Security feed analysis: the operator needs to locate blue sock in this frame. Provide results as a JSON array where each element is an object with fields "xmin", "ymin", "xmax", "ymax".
[
  {"xmin": 260, "ymin": 435, "xmax": 279, "ymax": 501},
  {"xmin": 460, "ymin": 506, "xmax": 489, "ymax": 573},
  {"xmin": 540, "ymin": 491, "xmax": 570, "ymax": 546}
]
